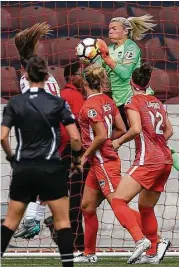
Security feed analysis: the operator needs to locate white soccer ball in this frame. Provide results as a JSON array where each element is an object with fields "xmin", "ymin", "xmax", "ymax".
[{"xmin": 76, "ymin": 38, "xmax": 100, "ymax": 64}]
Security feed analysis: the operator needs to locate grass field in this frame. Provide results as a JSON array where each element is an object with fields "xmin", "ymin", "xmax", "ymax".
[{"xmin": 1, "ymin": 257, "xmax": 179, "ymax": 267}]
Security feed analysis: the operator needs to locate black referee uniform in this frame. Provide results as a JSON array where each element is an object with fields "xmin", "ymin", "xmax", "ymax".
[{"xmin": 2, "ymin": 87, "xmax": 76, "ymax": 203}]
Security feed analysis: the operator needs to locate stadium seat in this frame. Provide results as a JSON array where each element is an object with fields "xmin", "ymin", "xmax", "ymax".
[
  {"xmin": 68, "ymin": 7, "xmax": 105, "ymax": 36},
  {"xmin": 164, "ymin": 96, "xmax": 179, "ymax": 104},
  {"xmin": 149, "ymin": 68, "xmax": 172, "ymax": 102},
  {"xmin": 48, "ymin": 66, "xmax": 66, "ymax": 89},
  {"xmin": 1, "ymin": 66, "xmax": 20, "ymax": 98},
  {"xmin": 164, "ymin": 38, "xmax": 179, "ymax": 62},
  {"xmin": 3, "ymin": 38, "xmax": 20, "ymax": 65},
  {"xmin": 112, "ymin": 7, "xmax": 128, "ymax": 19},
  {"xmin": 145, "ymin": 37, "xmax": 166, "ymax": 65},
  {"xmin": 1, "ymin": 8, "xmax": 12, "ymax": 30},
  {"xmin": 3, "ymin": 7, "xmax": 22, "ymax": 30},
  {"xmin": 19, "ymin": 6, "xmax": 58, "ymax": 30},
  {"xmin": 1, "ymin": 98, "xmax": 8, "ymax": 104},
  {"xmin": 167, "ymin": 71, "xmax": 179, "ymax": 97},
  {"xmin": 159, "ymin": 7, "xmax": 179, "ymax": 34},
  {"xmin": 51, "ymin": 38, "xmax": 80, "ymax": 66}
]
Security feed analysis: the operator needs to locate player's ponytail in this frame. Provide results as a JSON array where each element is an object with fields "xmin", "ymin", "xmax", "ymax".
[
  {"xmin": 15, "ymin": 22, "xmax": 51, "ymax": 68},
  {"xmin": 131, "ymin": 63, "xmax": 152, "ymax": 89},
  {"xmin": 111, "ymin": 15, "xmax": 156, "ymax": 41},
  {"xmin": 83, "ymin": 64, "xmax": 109, "ymax": 91}
]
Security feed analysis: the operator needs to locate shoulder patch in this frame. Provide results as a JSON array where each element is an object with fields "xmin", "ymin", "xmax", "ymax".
[
  {"xmin": 124, "ymin": 50, "xmax": 135, "ymax": 60},
  {"xmin": 88, "ymin": 109, "xmax": 97, "ymax": 118}
]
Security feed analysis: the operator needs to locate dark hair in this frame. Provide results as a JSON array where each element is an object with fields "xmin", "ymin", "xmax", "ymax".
[
  {"xmin": 132, "ymin": 63, "xmax": 152, "ymax": 88},
  {"xmin": 64, "ymin": 62, "xmax": 81, "ymax": 82},
  {"xmin": 15, "ymin": 22, "xmax": 51, "ymax": 68},
  {"xmin": 26, "ymin": 56, "xmax": 48, "ymax": 83}
]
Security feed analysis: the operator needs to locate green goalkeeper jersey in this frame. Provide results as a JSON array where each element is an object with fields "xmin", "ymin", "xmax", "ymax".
[{"xmin": 96, "ymin": 39, "xmax": 141, "ymax": 106}]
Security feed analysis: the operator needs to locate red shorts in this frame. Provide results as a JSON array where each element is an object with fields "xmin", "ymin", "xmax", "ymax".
[
  {"xmin": 127, "ymin": 164, "xmax": 172, "ymax": 192},
  {"xmin": 85, "ymin": 158, "xmax": 121, "ymax": 196}
]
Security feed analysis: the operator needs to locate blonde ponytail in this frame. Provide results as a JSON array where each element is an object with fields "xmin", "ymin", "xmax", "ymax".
[
  {"xmin": 111, "ymin": 14, "xmax": 156, "ymax": 41},
  {"xmin": 128, "ymin": 14, "xmax": 156, "ymax": 40}
]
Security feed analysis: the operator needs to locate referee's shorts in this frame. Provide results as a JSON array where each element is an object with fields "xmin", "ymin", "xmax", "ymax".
[{"xmin": 9, "ymin": 160, "xmax": 68, "ymax": 203}]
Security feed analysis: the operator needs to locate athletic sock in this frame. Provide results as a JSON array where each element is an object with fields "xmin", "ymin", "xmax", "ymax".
[
  {"xmin": 35, "ymin": 204, "xmax": 46, "ymax": 222},
  {"xmin": 24, "ymin": 202, "xmax": 39, "ymax": 221},
  {"xmin": 56, "ymin": 228, "xmax": 73, "ymax": 267},
  {"xmin": 1, "ymin": 225, "xmax": 15, "ymax": 257},
  {"xmin": 83, "ymin": 210, "xmax": 98, "ymax": 255},
  {"xmin": 111, "ymin": 198, "xmax": 144, "ymax": 242},
  {"xmin": 139, "ymin": 206, "xmax": 158, "ymax": 255}
]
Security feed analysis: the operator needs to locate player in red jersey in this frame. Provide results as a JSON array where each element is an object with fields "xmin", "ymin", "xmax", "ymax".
[
  {"xmin": 74, "ymin": 64, "xmax": 147, "ymax": 263},
  {"xmin": 112, "ymin": 63, "xmax": 173, "ymax": 264}
]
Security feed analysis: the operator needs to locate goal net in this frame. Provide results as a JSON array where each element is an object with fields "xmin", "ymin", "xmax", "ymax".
[{"xmin": 1, "ymin": 0, "xmax": 179, "ymax": 256}]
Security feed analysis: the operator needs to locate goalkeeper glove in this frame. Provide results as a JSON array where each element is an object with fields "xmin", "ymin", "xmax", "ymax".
[{"xmin": 97, "ymin": 39, "xmax": 109, "ymax": 59}]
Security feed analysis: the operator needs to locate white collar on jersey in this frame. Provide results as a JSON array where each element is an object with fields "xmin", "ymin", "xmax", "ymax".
[
  {"xmin": 87, "ymin": 93, "xmax": 103, "ymax": 99},
  {"xmin": 29, "ymin": 87, "xmax": 39, "ymax": 93}
]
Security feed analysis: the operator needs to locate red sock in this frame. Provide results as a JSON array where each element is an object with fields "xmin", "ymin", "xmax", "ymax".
[
  {"xmin": 139, "ymin": 206, "xmax": 158, "ymax": 255},
  {"xmin": 82, "ymin": 210, "xmax": 98, "ymax": 255},
  {"xmin": 111, "ymin": 198, "xmax": 144, "ymax": 242},
  {"xmin": 131, "ymin": 209, "xmax": 142, "ymax": 231}
]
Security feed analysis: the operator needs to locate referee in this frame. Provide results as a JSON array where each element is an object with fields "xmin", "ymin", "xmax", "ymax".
[{"xmin": 1, "ymin": 55, "xmax": 82, "ymax": 267}]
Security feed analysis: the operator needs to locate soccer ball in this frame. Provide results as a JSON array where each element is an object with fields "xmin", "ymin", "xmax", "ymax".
[{"xmin": 76, "ymin": 38, "xmax": 100, "ymax": 64}]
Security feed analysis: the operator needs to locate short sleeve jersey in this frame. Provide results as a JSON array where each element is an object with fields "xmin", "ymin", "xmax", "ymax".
[
  {"xmin": 78, "ymin": 93, "xmax": 119, "ymax": 164},
  {"xmin": 125, "ymin": 94, "xmax": 173, "ymax": 165},
  {"xmin": 20, "ymin": 73, "xmax": 61, "ymax": 97}
]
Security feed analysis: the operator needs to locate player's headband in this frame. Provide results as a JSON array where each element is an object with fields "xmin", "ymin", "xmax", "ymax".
[{"xmin": 130, "ymin": 79, "xmax": 149, "ymax": 91}]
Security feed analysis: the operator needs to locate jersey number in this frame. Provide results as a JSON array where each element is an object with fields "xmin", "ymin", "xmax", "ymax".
[
  {"xmin": 104, "ymin": 114, "xmax": 113, "ymax": 138},
  {"xmin": 149, "ymin": 111, "xmax": 164, "ymax": 135}
]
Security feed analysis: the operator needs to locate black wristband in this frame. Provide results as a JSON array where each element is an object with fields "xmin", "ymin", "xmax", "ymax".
[
  {"xmin": 73, "ymin": 160, "xmax": 81, "ymax": 166},
  {"xmin": 71, "ymin": 148, "xmax": 83, "ymax": 157}
]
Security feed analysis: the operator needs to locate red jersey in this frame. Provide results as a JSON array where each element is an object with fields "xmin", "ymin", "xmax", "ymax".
[
  {"xmin": 59, "ymin": 84, "xmax": 85, "ymax": 155},
  {"xmin": 125, "ymin": 94, "xmax": 173, "ymax": 166},
  {"xmin": 78, "ymin": 93, "xmax": 119, "ymax": 164}
]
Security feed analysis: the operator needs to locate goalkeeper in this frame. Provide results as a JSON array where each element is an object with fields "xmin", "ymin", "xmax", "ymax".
[{"xmin": 96, "ymin": 15, "xmax": 155, "ymax": 129}]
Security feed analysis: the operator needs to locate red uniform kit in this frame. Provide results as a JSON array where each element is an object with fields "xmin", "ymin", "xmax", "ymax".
[
  {"xmin": 78, "ymin": 93, "xmax": 121, "ymax": 196},
  {"xmin": 125, "ymin": 94, "xmax": 173, "ymax": 192}
]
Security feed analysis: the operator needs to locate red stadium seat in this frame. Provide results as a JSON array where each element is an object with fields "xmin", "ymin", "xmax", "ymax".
[
  {"xmin": 167, "ymin": 71, "xmax": 179, "ymax": 97},
  {"xmin": 19, "ymin": 6, "xmax": 58, "ymax": 30},
  {"xmin": 145, "ymin": 37, "xmax": 166, "ymax": 65},
  {"xmin": 1, "ymin": 66, "xmax": 20, "ymax": 98},
  {"xmin": 164, "ymin": 96, "xmax": 179, "ymax": 104},
  {"xmin": 1, "ymin": 39, "xmax": 7, "ymax": 62},
  {"xmin": 1, "ymin": 8, "xmax": 12, "ymax": 30},
  {"xmin": 68, "ymin": 7, "xmax": 105, "ymax": 32},
  {"xmin": 159, "ymin": 7, "xmax": 179, "ymax": 33},
  {"xmin": 149, "ymin": 68, "xmax": 172, "ymax": 102},
  {"xmin": 112, "ymin": 7, "xmax": 128, "ymax": 18},
  {"xmin": 1, "ymin": 98, "xmax": 8, "ymax": 104},
  {"xmin": 4, "ymin": 38, "xmax": 20, "ymax": 64},
  {"xmin": 3, "ymin": 7, "xmax": 22, "ymax": 30},
  {"xmin": 51, "ymin": 38, "xmax": 80, "ymax": 66},
  {"xmin": 165, "ymin": 38, "xmax": 179, "ymax": 62},
  {"xmin": 48, "ymin": 66, "xmax": 66, "ymax": 89}
]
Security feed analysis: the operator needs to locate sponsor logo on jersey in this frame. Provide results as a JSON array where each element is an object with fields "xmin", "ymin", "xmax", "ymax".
[
  {"xmin": 99, "ymin": 179, "xmax": 105, "ymax": 188},
  {"xmin": 147, "ymin": 101, "xmax": 160, "ymax": 109},
  {"xmin": 88, "ymin": 109, "xmax": 97, "ymax": 118},
  {"xmin": 124, "ymin": 50, "xmax": 135, "ymax": 60}
]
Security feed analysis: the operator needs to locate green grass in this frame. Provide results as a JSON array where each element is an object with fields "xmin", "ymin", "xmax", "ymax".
[{"xmin": 1, "ymin": 257, "xmax": 179, "ymax": 267}]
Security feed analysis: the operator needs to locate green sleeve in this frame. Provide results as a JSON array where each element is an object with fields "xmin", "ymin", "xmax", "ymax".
[{"xmin": 113, "ymin": 46, "xmax": 141, "ymax": 80}]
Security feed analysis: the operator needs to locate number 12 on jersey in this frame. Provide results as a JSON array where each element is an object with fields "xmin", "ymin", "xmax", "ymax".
[{"xmin": 149, "ymin": 111, "xmax": 164, "ymax": 134}]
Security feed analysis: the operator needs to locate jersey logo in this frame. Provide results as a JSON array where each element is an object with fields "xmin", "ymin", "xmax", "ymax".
[
  {"xmin": 88, "ymin": 109, "xmax": 97, "ymax": 118},
  {"xmin": 99, "ymin": 179, "xmax": 105, "ymax": 188},
  {"xmin": 124, "ymin": 51, "xmax": 135, "ymax": 60}
]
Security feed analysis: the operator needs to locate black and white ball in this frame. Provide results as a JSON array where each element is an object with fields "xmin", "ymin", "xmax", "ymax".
[{"xmin": 76, "ymin": 38, "xmax": 100, "ymax": 64}]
